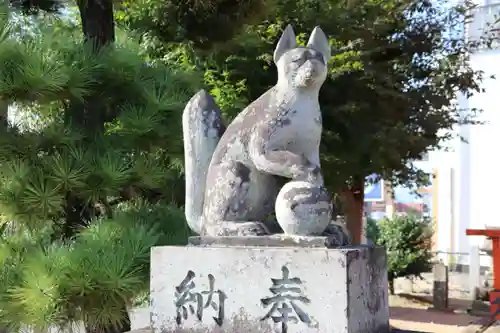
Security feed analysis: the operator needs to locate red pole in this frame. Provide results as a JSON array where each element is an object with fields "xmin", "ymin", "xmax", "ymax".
[{"xmin": 493, "ymin": 238, "xmax": 500, "ymax": 290}]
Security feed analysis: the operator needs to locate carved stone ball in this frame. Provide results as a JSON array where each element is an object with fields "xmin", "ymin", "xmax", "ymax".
[{"xmin": 275, "ymin": 180, "xmax": 333, "ymax": 236}]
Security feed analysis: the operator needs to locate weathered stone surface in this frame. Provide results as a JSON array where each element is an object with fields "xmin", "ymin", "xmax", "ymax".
[
  {"xmin": 189, "ymin": 235, "xmax": 332, "ymax": 248},
  {"xmin": 182, "ymin": 25, "xmax": 337, "ymax": 237},
  {"xmin": 275, "ymin": 181, "xmax": 332, "ymax": 235},
  {"xmin": 432, "ymin": 263, "xmax": 449, "ymax": 310},
  {"xmin": 189, "ymin": 223, "xmax": 351, "ymax": 248},
  {"xmin": 323, "ymin": 219, "xmax": 351, "ymax": 246},
  {"xmin": 182, "ymin": 90, "xmax": 225, "ymax": 234},
  {"xmin": 150, "ymin": 245, "xmax": 389, "ymax": 333}
]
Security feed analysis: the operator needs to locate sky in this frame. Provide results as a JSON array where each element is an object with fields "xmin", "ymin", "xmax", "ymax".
[
  {"xmin": 393, "ymin": 160, "xmax": 434, "ymax": 203},
  {"xmin": 394, "ymin": 187, "xmax": 423, "ymax": 203}
]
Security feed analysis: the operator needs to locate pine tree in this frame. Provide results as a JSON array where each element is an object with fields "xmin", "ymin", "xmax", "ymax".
[{"xmin": 0, "ymin": 6, "xmax": 197, "ymax": 332}]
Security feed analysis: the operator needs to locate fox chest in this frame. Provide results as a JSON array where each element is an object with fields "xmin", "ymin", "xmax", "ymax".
[{"xmin": 269, "ymin": 100, "xmax": 322, "ymax": 152}]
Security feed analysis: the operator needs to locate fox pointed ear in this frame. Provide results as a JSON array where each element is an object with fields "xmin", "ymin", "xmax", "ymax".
[
  {"xmin": 273, "ymin": 24, "xmax": 297, "ymax": 63},
  {"xmin": 307, "ymin": 26, "xmax": 331, "ymax": 62}
]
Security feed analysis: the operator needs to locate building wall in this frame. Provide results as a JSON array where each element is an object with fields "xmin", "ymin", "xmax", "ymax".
[
  {"xmin": 461, "ymin": 49, "xmax": 500, "ymax": 267},
  {"xmin": 436, "ymin": 0, "xmax": 500, "ymax": 267}
]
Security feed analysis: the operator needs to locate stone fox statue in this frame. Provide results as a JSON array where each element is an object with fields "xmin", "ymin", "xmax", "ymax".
[{"xmin": 183, "ymin": 25, "xmax": 331, "ymax": 236}]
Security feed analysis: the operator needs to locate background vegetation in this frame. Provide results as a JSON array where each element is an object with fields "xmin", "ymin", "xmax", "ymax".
[
  {"xmin": 117, "ymin": 0, "xmax": 494, "ymax": 242},
  {"xmin": 366, "ymin": 215, "xmax": 434, "ymax": 294}
]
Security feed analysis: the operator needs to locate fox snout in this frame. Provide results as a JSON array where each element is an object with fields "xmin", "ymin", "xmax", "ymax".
[
  {"xmin": 294, "ymin": 59, "xmax": 327, "ymax": 87},
  {"xmin": 302, "ymin": 59, "xmax": 321, "ymax": 77}
]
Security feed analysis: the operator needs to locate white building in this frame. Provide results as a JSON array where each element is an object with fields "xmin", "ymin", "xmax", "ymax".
[{"xmin": 432, "ymin": 0, "xmax": 500, "ymax": 268}]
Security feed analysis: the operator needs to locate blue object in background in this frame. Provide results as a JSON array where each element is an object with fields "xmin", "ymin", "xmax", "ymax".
[{"xmin": 364, "ymin": 174, "xmax": 384, "ymax": 202}]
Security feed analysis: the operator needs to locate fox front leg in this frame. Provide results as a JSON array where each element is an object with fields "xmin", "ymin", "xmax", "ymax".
[
  {"xmin": 306, "ymin": 150, "xmax": 324, "ymax": 186},
  {"xmin": 248, "ymin": 130, "xmax": 322, "ymax": 185}
]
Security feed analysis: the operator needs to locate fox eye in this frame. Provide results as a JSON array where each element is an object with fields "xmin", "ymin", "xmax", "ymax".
[
  {"xmin": 307, "ymin": 50, "xmax": 325, "ymax": 64},
  {"xmin": 314, "ymin": 53, "xmax": 325, "ymax": 64}
]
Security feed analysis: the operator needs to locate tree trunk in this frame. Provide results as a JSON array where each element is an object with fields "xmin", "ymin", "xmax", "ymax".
[
  {"xmin": 340, "ymin": 176, "xmax": 364, "ymax": 245},
  {"xmin": 384, "ymin": 180, "xmax": 395, "ymax": 217},
  {"xmin": 78, "ymin": 0, "xmax": 115, "ymax": 50},
  {"xmin": 63, "ymin": 0, "xmax": 116, "ymax": 232},
  {"xmin": 75, "ymin": 3, "xmax": 131, "ymax": 333},
  {"xmin": 0, "ymin": 99, "xmax": 9, "ymax": 128},
  {"xmin": 76, "ymin": 0, "xmax": 115, "ymax": 135},
  {"xmin": 61, "ymin": 193, "xmax": 91, "ymax": 239}
]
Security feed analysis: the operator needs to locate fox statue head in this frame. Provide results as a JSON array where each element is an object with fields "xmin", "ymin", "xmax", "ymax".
[{"xmin": 274, "ymin": 25, "xmax": 331, "ymax": 91}]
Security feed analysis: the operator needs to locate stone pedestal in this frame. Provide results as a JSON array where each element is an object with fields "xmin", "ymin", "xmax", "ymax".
[{"xmin": 150, "ymin": 237, "xmax": 389, "ymax": 333}]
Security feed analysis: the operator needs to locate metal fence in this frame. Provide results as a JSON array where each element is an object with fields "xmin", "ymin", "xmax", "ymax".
[
  {"xmin": 432, "ymin": 250, "xmax": 491, "ymax": 273},
  {"xmin": 393, "ymin": 249, "xmax": 492, "ymax": 297}
]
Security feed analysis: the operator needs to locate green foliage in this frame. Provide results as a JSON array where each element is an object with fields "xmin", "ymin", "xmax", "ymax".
[
  {"xmin": 0, "ymin": 218, "xmax": 159, "ymax": 331},
  {"xmin": 117, "ymin": 0, "xmax": 495, "ymax": 194},
  {"xmin": 0, "ymin": 202, "xmax": 190, "ymax": 332},
  {"xmin": 116, "ymin": 0, "xmax": 270, "ymax": 50},
  {"xmin": 368, "ymin": 215, "xmax": 433, "ymax": 285},
  {"xmin": 0, "ymin": 8, "xmax": 200, "ymax": 233},
  {"xmin": 365, "ymin": 216, "xmax": 380, "ymax": 244},
  {"xmin": 114, "ymin": 199, "xmax": 193, "ymax": 245}
]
